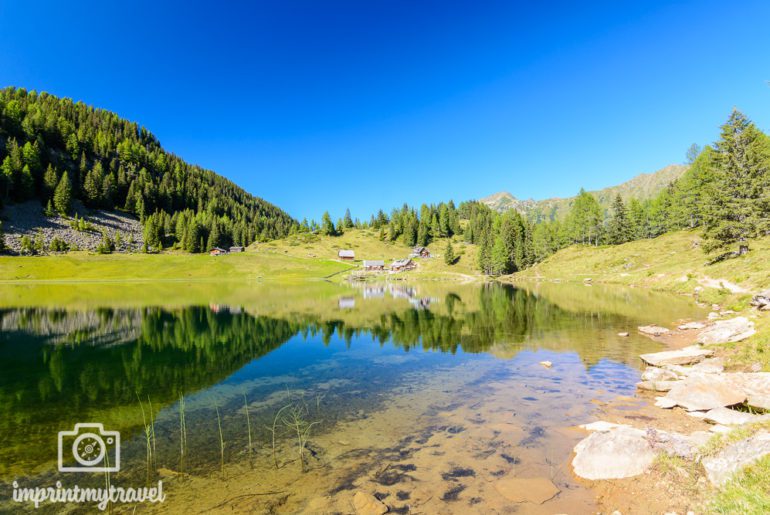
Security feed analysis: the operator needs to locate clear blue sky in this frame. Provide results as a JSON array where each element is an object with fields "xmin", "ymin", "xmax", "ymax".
[{"xmin": 1, "ymin": 1, "xmax": 768, "ymax": 222}]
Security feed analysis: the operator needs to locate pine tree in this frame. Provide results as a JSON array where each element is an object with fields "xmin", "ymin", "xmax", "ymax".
[
  {"xmin": 444, "ymin": 239, "xmax": 455, "ymax": 265},
  {"xmin": 607, "ymin": 194, "xmax": 631, "ymax": 244},
  {"xmin": 207, "ymin": 222, "xmax": 221, "ymax": 250},
  {"xmin": 703, "ymin": 110, "xmax": 770, "ymax": 255},
  {"xmin": 53, "ymin": 172, "xmax": 73, "ymax": 214},
  {"xmin": 343, "ymin": 208, "xmax": 354, "ymax": 229},
  {"xmin": 321, "ymin": 212, "xmax": 336, "ymax": 236},
  {"xmin": 42, "ymin": 164, "xmax": 58, "ymax": 201}
]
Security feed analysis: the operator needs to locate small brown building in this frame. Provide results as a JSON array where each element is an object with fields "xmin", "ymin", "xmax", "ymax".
[
  {"xmin": 229, "ymin": 246, "xmax": 244, "ymax": 253},
  {"xmin": 338, "ymin": 249, "xmax": 355, "ymax": 260},
  {"xmin": 210, "ymin": 247, "xmax": 228, "ymax": 256},
  {"xmin": 363, "ymin": 260, "xmax": 385, "ymax": 271},
  {"xmin": 390, "ymin": 258, "xmax": 416, "ymax": 272},
  {"xmin": 412, "ymin": 246, "xmax": 431, "ymax": 258}
]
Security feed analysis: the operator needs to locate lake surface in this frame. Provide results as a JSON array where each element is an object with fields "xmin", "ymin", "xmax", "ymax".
[{"xmin": 0, "ymin": 281, "xmax": 704, "ymax": 513}]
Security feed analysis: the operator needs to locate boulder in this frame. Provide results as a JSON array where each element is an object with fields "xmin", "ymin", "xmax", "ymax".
[
  {"xmin": 645, "ymin": 428, "xmax": 707, "ymax": 459},
  {"xmin": 701, "ymin": 407, "xmax": 770, "ymax": 426},
  {"xmin": 663, "ymin": 375, "xmax": 746, "ymax": 411},
  {"xmin": 638, "ymin": 325, "xmax": 670, "ymax": 336},
  {"xmin": 655, "ymin": 396, "xmax": 677, "ymax": 409},
  {"xmin": 639, "ymin": 346, "xmax": 713, "ymax": 367},
  {"xmin": 493, "ymin": 477, "xmax": 560, "ymax": 504},
  {"xmin": 702, "ymin": 432, "xmax": 770, "ymax": 486},
  {"xmin": 636, "ymin": 380, "xmax": 679, "ymax": 392},
  {"xmin": 723, "ymin": 372, "xmax": 770, "ymax": 411},
  {"xmin": 751, "ymin": 289, "xmax": 770, "ymax": 310},
  {"xmin": 352, "ymin": 491, "xmax": 388, "ymax": 515},
  {"xmin": 572, "ymin": 426, "xmax": 655, "ymax": 480},
  {"xmin": 697, "ymin": 317, "xmax": 755, "ymax": 345},
  {"xmin": 663, "ymin": 358, "xmax": 724, "ymax": 377},
  {"xmin": 678, "ymin": 321, "xmax": 706, "ymax": 330},
  {"xmin": 641, "ymin": 367, "xmax": 680, "ymax": 382}
]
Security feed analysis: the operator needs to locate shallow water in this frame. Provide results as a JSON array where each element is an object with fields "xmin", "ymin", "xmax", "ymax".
[{"xmin": 0, "ymin": 281, "xmax": 704, "ymax": 513}]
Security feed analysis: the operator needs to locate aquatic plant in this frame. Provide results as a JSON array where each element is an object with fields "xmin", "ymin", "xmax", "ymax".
[
  {"xmin": 137, "ymin": 393, "xmax": 155, "ymax": 482},
  {"xmin": 178, "ymin": 394, "xmax": 188, "ymax": 472},
  {"xmin": 267, "ymin": 399, "xmax": 319, "ymax": 472},
  {"xmin": 243, "ymin": 393, "xmax": 253, "ymax": 468},
  {"xmin": 216, "ymin": 405, "xmax": 225, "ymax": 478}
]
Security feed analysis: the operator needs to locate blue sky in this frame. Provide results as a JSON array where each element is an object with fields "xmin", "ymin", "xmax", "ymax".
[{"xmin": 1, "ymin": 1, "xmax": 769, "ymax": 222}]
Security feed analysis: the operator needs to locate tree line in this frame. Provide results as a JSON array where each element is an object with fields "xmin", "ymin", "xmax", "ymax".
[{"xmin": 0, "ymin": 87, "xmax": 297, "ymax": 252}]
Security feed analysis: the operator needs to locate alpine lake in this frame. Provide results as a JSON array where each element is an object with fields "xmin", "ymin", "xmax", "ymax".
[{"xmin": 0, "ymin": 280, "xmax": 705, "ymax": 514}]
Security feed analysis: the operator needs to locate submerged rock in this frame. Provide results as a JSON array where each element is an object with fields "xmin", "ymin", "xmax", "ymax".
[
  {"xmin": 492, "ymin": 477, "xmax": 560, "ymax": 504},
  {"xmin": 572, "ymin": 426, "xmax": 655, "ymax": 480},
  {"xmin": 539, "ymin": 360, "xmax": 553, "ymax": 368},
  {"xmin": 579, "ymin": 421, "xmax": 629, "ymax": 432},
  {"xmin": 697, "ymin": 317, "xmax": 756, "ymax": 345},
  {"xmin": 640, "ymin": 346, "xmax": 713, "ymax": 367},
  {"xmin": 638, "ymin": 325, "xmax": 670, "ymax": 336},
  {"xmin": 664, "ymin": 376, "xmax": 746, "ymax": 411},
  {"xmin": 702, "ymin": 432, "xmax": 770, "ymax": 486},
  {"xmin": 352, "ymin": 491, "xmax": 388, "ymax": 515},
  {"xmin": 618, "ymin": 332, "xmax": 630, "ymax": 337}
]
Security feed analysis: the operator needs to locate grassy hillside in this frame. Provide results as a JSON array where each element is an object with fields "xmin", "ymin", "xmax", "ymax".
[
  {"xmin": 482, "ymin": 164, "xmax": 687, "ymax": 219},
  {"xmin": 509, "ymin": 230, "xmax": 770, "ymax": 302},
  {"xmin": 254, "ymin": 228, "xmax": 481, "ymax": 281}
]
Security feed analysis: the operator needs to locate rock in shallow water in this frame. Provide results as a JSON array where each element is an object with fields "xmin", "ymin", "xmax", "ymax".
[
  {"xmin": 572, "ymin": 426, "xmax": 655, "ymax": 480},
  {"xmin": 638, "ymin": 325, "xmax": 670, "ymax": 336},
  {"xmin": 702, "ymin": 432, "xmax": 770, "ymax": 486},
  {"xmin": 352, "ymin": 491, "xmax": 388, "ymax": 515},
  {"xmin": 697, "ymin": 317, "xmax": 755, "ymax": 345},
  {"xmin": 492, "ymin": 477, "xmax": 560, "ymax": 504}
]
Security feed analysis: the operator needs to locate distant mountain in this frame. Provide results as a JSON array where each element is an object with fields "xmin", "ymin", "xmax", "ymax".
[{"xmin": 481, "ymin": 164, "xmax": 688, "ymax": 220}]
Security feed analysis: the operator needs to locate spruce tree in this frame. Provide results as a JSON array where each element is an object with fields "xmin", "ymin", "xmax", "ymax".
[
  {"xmin": 607, "ymin": 194, "xmax": 631, "ymax": 244},
  {"xmin": 321, "ymin": 212, "xmax": 336, "ymax": 236},
  {"xmin": 444, "ymin": 240, "xmax": 455, "ymax": 265},
  {"xmin": 42, "ymin": 164, "xmax": 58, "ymax": 201},
  {"xmin": 343, "ymin": 208, "xmax": 354, "ymax": 229},
  {"xmin": 53, "ymin": 172, "xmax": 72, "ymax": 214},
  {"xmin": 703, "ymin": 110, "xmax": 770, "ymax": 255}
]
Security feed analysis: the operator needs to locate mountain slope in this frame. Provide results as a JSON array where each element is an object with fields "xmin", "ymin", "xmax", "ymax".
[
  {"xmin": 0, "ymin": 87, "xmax": 295, "ymax": 249},
  {"xmin": 482, "ymin": 164, "xmax": 688, "ymax": 220}
]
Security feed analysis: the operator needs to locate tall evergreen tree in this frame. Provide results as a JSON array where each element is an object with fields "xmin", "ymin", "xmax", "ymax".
[
  {"xmin": 702, "ymin": 110, "xmax": 770, "ymax": 254},
  {"xmin": 53, "ymin": 172, "xmax": 72, "ymax": 214},
  {"xmin": 607, "ymin": 194, "xmax": 631, "ymax": 244},
  {"xmin": 444, "ymin": 239, "xmax": 455, "ymax": 265},
  {"xmin": 320, "ymin": 212, "xmax": 336, "ymax": 236}
]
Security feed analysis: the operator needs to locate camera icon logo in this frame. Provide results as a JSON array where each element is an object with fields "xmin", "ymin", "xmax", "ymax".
[{"xmin": 58, "ymin": 423, "xmax": 120, "ymax": 473}]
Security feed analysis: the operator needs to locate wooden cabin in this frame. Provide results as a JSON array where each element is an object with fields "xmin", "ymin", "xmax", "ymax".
[
  {"xmin": 229, "ymin": 246, "xmax": 244, "ymax": 253},
  {"xmin": 338, "ymin": 249, "xmax": 355, "ymax": 260},
  {"xmin": 363, "ymin": 260, "xmax": 385, "ymax": 271},
  {"xmin": 411, "ymin": 246, "xmax": 431, "ymax": 258},
  {"xmin": 209, "ymin": 247, "xmax": 228, "ymax": 256},
  {"xmin": 390, "ymin": 258, "xmax": 416, "ymax": 272}
]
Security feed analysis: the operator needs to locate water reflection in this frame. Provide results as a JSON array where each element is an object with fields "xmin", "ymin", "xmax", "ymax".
[{"xmin": 0, "ymin": 282, "xmax": 703, "ymax": 508}]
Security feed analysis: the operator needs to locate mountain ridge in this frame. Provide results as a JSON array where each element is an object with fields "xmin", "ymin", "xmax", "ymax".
[{"xmin": 480, "ymin": 164, "xmax": 688, "ymax": 220}]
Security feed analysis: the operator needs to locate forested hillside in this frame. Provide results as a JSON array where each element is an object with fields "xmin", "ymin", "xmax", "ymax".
[{"xmin": 0, "ymin": 87, "xmax": 296, "ymax": 252}]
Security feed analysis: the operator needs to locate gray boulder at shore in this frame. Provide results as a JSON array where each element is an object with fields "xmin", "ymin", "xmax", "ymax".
[
  {"xmin": 639, "ymin": 346, "xmax": 713, "ymax": 367},
  {"xmin": 572, "ymin": 426, "xmax": 656, "ymax": 480},
  {"xmin": 697, "ymin": 317, "xmax": 756, "ymax": 345},
  {"xmin": 663, "ymin": 375, "xmax": 746, "ymax": 411},
  {"xmin": 638, "ymin": 325, "xmax": 670, "ymax": 336},
  {"xmin": 702, "ymin": 432, "xmax": 770, "ymax": 486}
]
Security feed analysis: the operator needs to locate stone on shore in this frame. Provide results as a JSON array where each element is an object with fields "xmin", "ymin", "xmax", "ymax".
[
  {"xmin": 352, "ymin": 491, "xmax": 388, "ymax": 515},
  {"xmin": 724, "ymin": 372, "xmax": 770, "ymax": 411},
  {"xmin": 697, "ymin": 317, "xmax": 756, "ymax": 345},
  {"xmin": 636, "ymin": 380, "xmax": 679, "ymax": 392},
  {"xmin": 640, "ymin": 346, "xmax": 713, "ymax": 367},
  {"xmin": 678, "ymin": 321, "xmax": 706, "ymax": 330},
  {"xmin": 701, "ymin": 407, "xmax": 769, "ymax": 426},
  {"xmin": 638, "ymin": 325, "xmax": 670, "ymax": 336},
  {"xmin": 655, "ymin": 396, "xmax": 677, "ymax": 409},
  {"xmin": 493, "ymin": 477, "xmax": 560, "ymax": 504},
  {"xmin": 572, "ymin": 426, "xmax": 655, "ymax": 480},
  {"xmin": 702, "ymin": 432, "xmax": 770, "ymax": 486},
  {"xmin": 641, "ymin": 367, "xmax": 680, "ymax": 382},
  {"xmin": 663, "ymin": 375, "xmax": 746, "ymax": 411}
]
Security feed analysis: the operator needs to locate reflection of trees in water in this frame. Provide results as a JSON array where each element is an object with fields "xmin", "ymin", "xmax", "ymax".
[{"xmin": 0, "ymin": 284, "xmax": 652, "ymax": 477}]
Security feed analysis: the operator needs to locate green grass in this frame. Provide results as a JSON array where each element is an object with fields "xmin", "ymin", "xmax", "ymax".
[
  {"xmin": 711, "ymin": 455, "xmax": 770, "ymax": 514},
  {"xmin": 510, "ymin": 230, "xmax": 770, "ymax": 298},
  {"xmin": 0, "ymin": 250, "xmax": 351, "ymax": 283}
]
